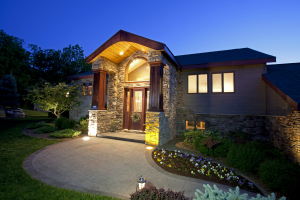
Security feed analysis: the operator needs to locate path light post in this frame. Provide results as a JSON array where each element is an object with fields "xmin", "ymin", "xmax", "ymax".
[{"xmin": 136, "ymin": 175, "xmax": 146, "ymax": 191}]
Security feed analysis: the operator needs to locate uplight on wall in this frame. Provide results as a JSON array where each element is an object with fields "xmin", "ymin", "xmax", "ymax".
[{"xmin": 120, "ymin": 51, "xmax": 124, "ymax": 55}]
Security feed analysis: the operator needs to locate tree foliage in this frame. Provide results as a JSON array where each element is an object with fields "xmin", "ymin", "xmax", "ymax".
[
  {"xmin": 30, "ymin": 44, "xmax": 91, "ymax": 84},
  {"xmin": 27, "ymin": 82, "xmax": 81, "ymax": 118},
  {"xmin": 0, "ymin": 73, "xmax": 20, "ymax": 107},
  {"xmin": 0, "ymin": 30, "xmax": 32, "ymax": 97}
]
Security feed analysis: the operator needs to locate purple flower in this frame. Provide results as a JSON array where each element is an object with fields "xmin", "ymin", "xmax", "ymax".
[
  {"xmin": 226, "ymin": 177, "xmax": 231, "ymax": 180},
  {"xmin": 230, "ymin": 168, "xmax": 235, "ymax": 172},
  {"xmin": 238, "ymin": 180, "xmax": 243, "ymax": 185}
]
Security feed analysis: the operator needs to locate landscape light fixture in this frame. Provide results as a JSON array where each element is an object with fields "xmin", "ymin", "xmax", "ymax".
[{"xmin": 136, "ymin": 175, "xmax": 146, "ymax": 191}]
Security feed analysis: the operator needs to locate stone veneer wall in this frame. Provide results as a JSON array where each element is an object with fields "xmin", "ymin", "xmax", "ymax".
[
  {"xmin": 145, "ymin": 50, "xmax": 179, "ymax": 146},
  {"xmin": 177, "ymin": 106, "xmax": 300, "ymax": 163}
]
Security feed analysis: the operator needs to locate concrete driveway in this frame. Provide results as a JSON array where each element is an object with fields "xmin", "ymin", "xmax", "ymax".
[{"xmin": 23, "ymin": 134, "xmax": 261, "ymax": 199}]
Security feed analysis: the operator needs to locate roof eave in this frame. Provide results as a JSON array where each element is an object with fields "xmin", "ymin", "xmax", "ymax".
[
  {"xmin": 181, "ymin": 57, "xmax": 276, "ymax": 70},
  {"xmin": 262, "ymin": 75, "xmax": 299, "ymax": 111}
]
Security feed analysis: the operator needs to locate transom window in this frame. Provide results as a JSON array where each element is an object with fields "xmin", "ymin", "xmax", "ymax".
[{"xmin": 126, "ymin": 58, "xmax": 150, "ymax": 82}]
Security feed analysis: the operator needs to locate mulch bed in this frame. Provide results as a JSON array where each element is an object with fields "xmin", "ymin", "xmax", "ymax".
[{"xmin": 152, "ymin": 148, "xmax": 263, "ymax": 195}]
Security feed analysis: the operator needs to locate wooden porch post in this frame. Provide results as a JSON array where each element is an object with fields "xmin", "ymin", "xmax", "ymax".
[
  {"xmin": 148, "ymin": 61, "xmax": 164, "ymax": 112},
  {"xmin": 91, "ymin": 69, "xmax": 107, "ymax": 110}
]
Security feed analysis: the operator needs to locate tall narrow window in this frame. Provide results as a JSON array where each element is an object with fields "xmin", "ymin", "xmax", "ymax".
[
  {"xmin": 212, "ymin": 73, "xmax": 222, "ymax": 92},
  {"xmin": 188, "ymin": 75, "xmax": 197, "ymax": 93},
  {"xmin": 224, "ymin": 73, "xmax": 234, "ymax": 92},
  {"xmin": 198, "ymin": 74, "xmax": 207, "ymax": 93}
]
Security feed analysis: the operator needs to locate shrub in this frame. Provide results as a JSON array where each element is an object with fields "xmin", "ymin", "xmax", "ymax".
[
  {"xmin": 130, "ymin": 186, "xmax": 187, "ymax": 200},
  {"xmin": 227, "ymin": 142, "xmax": 267, "ymax": 173},
  {"xmin": 79, "ymin": 118, "xmax": 88, "ymax": 133},
  {"xmin": 183, "ymin": 129, "xmax": 222, "ymax": 149},
  {"xmin": 227, "ymin": 127, "xmax": 252, "ymax": 144},
  {"xmin": 50, "ymin": 129, "xmax": 81, "ymax": 138},
  {"xmin": 197, "ymin": 138, "xmax": 233, "ymax": 157},
  {"xmin": 79, "ymin": 116, "xmax": 87, "ymax": 123},
  {"xmin": 33, "ymin": 126, "xmax": 57, "ymax": 134},
  {"xmin": 194, "ymin": 184, "xmax": 286, "ymax": 200},
  {"xmin": 54, "ymin": 116, "xmax": 66, "ymax": 129},
  {"xmin": 27, "ymin": 123, "xmax": 52, "ymax": 129},
  {"xmin": 259, "ymin": 159, "xmax": 300, "ymax": 198},
  {"xmin": 61, "ymin": 118, "xmax": 76, "ymax": 129}
]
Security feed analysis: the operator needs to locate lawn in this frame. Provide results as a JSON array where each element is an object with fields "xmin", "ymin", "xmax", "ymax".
[{"xmin": 0, "ymin": 113, "xmax": 120, "ymax": 200}]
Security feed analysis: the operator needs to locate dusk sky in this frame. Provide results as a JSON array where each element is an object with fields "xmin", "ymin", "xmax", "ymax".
[{"xmin": 1, "ymin": 0, "xmax": 299, "ymax": 64}]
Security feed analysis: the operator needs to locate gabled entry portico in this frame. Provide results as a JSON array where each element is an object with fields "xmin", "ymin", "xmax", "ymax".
[{"xmin": 86, "ymin": 30, "xmax": 181, "ymax": 146}]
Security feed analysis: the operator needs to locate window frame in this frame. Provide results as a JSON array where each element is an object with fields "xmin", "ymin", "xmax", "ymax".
[
  {"xmin": 187, "ymin": 73, "xmax": 208, "ymax": 94},
  {"xmin": 212, "ymin": 72, "xmax": 235, "ymax": 93}
]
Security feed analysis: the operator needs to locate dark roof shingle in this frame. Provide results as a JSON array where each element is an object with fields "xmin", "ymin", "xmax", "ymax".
[
  {"xmin": 175, "ymin": 48, "xmax": 275, "ymax": 66},
  {"xmin": 263, "ymin": 63, "xmax": 300, "ymax": 104}
]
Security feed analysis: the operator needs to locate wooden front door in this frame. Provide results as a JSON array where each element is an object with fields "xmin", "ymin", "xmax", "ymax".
[{"xmin": 123, "ymin": 88, "xmax": 149, "ymax": 131}]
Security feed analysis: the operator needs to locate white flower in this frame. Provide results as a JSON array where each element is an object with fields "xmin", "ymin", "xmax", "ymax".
[
  {"xmin": 178, "ymin": 150, "xmax": 181, "ymax": 153},
  {"xmin": 195, "ymin": 163, "xmax": 199, "ymax": 167}
]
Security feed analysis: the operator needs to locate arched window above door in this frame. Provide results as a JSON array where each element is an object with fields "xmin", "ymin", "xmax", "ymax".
[{"xmin": 125, "ymin": 58, "xmax": 150, "ymax": 82}]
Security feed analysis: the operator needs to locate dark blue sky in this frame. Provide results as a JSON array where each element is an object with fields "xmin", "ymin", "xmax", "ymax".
[{"xmin": 1, "ymin": 0, "xmax": 299, "ymax": 64}]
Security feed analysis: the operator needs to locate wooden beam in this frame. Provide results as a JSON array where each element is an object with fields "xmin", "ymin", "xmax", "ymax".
[{"xmin": 148, "ymin": 61, "xmax": 164, "ymax": 112}]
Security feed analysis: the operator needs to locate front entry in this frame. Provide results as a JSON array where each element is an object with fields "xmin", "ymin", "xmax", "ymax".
[{"xmin": 123, "ymin": 88, "xmax": 149, "ymax": 131}]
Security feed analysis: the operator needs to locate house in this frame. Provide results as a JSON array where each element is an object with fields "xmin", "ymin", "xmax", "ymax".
[{"xmin": 71, "ymin": 30, "xmax": 300, "ymax": 163}]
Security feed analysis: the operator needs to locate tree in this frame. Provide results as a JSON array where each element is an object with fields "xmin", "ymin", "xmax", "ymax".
[
  {"xmin": 27, "ymin": 82, "xmax": 81, "ymax": 118},
  {"xmin": 0, "ymin": 30, "xmax": 32, "ymax": 104},
  {"xmin": 0, "ymin": 73, "xmax": 20, "ymax": 107},
  {"xmin": 30, "ymin": 44, "xmax": 91, "ymax": 84}
]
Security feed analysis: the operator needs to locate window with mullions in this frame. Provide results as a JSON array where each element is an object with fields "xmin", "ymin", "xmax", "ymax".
[
  {"xmin": 188, "ymin": 74, "xmax": 208, "ymax": 93},
  {"xmin": 212, "ymin": 72, "xmax": 234, "ymax": 93}
]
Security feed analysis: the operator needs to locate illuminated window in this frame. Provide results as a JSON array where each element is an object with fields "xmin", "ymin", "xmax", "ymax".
[
  {"xmin": 212, "ymin": 72, "xmax": 234, "ymax": 93},
  {"xmin": 188, "ymin": 74, "xmax": 207, "ymax": 93},
  {"xmin": 196, "ymin": 121, "xmax": 205, "ymax": 130},
  {"xmin": 82, "ymin": 82, "xmax": 92, "ymax": 95},
  {"xmin": 186, "ymin": 121, "xmax": 195, "ymax": 130},
  {"xmin": 126, "ymin": 58, "xmax": 150, "ymax": 82}
]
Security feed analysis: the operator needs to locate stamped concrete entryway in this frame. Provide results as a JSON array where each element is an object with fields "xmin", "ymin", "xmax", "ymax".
[{"xmin": 23, "ymin": 135, "xmax": 261, "ymax": 199}]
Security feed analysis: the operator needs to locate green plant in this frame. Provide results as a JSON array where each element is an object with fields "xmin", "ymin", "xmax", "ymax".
[
  {"xmin": 79, "ymin": 116, "xmax": 87, "ymax": 123},
  {"xmin": 227, "ymin": 142, "xmax": 267, "ymax": 173},
  {"xmin": 194, "ymin": 184, "xmax": 286, "ymax": 200},
  {"xmin": 259, "ymin": 159, "xmax": 300, "ymax": 198},
  {"xmin": 183, "ymin": 129, "xmax": 222, "ymax": 149},
  {"xmin": 61, "ymin": 118, "xmax": 76, "ymax": 129},
  {"xmin": 50, "ymin": 129, "xmax": 81, "ymax": 138},
  {"xmin": 79, "ymin": 118, "xmax": 88, "ymax": 133},
  {"xmin": 33, "ymin": 126, "xmax": 57, "ymax": 134},
  {"xmin": 213, "ymin": 139, "xmax": 234, "ymax": 157},
  {"xmin": 227, "ymin": 127, "xmax": 252, "ymax": 144},
  {"xmin": 130, "ymin": 113, "xmax": 141, "ymax": 122},
  {"xmin": 130, "ymin": 186, "xmax": 187, "ymax": 200},
  {"xmin": 54, "ymin": 116, "xmax": 66, "ymax": 129},
  {"xmin": 27, "ymin": 123, "xmax": 52, "ymax": 129}
]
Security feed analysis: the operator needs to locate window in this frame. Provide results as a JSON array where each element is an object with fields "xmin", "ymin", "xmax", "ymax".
[
  {"xmin": 82, "ymin": 82, "xmax": 92, "ymax": 95},
  {"xmin": 196, "ymin": 121, "xmax": 205, "ymax": 130},
  {"xmin": 186, "ymin": 121, "xmax": 195, "ymax": 130},
  {"xmin": 126, "ymin": 58, "xmax": 150, "ymax": 82},
  {"xmin": 212, "ymin": 72, "xmax": 234, "ymax": 93},
  {"xmin": 188, "ymin": 74, "xmax": 208, "ymax": 93}
]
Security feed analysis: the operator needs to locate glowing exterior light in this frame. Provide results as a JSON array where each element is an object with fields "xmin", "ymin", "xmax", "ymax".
[
  {"xmin": 137, "ymin": 176, "xmax": 146, "ymax": 191},
  {"xmin": 83, "ymin": 136, "xmax": 90, "ymax": 141},
  {"xmin": 120, "ymin": 51, "xmax": 124, "ymax": 55},
  {"xmin": 146, "ymin": 146, "xmax": 153, "ymax": 150},
  {"xmin": 65, "ymin": 92, "xmax": 69, "ymax": 97},
  {"xmin": 142, "ymin": 49, "xmax": 145, "ymax": 51}
]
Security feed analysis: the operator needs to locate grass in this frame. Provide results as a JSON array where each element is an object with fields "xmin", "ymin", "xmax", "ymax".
[
  {"xmin": 0, "ymin": 116, "xmax": 120, "ymax": 200},
  {"xmin": 23, "ymin": 109, "xmax": 49, "ymax": 117}
]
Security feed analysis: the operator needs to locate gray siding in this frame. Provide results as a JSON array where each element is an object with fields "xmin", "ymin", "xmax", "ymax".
[
  {"xmin": 181, "ymin": 64, "xmax": 267, "ymax": 115},
  {"xmin": 266, "ymin": 85, "xmax": 294, "ymax": 116}
]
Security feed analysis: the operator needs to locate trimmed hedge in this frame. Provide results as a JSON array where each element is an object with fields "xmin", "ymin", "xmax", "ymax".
[
  {"xmin": 55, "ymin": 117, "xmax": 76, "ymax": 129},
  {"xmin": 33, "ymin": 126, "xmax": 57, "ymax": 134},
  {"xmin": 130, "ymin": 186, "xmax": 187, "ymax": 200},
  {"xmin": 50, "ymin": 129, "xmax": 81, "ymax": 138}
]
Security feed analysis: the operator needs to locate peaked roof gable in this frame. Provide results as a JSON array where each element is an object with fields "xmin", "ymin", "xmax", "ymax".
[{"xmin": 262, "ymin": 63, "xmax": 300, "ymax": 111}]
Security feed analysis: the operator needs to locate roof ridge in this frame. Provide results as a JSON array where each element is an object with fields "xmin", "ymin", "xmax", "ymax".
[{"xmin": 175, "ymin": 48, "xmax": 250, "ymax": 57}]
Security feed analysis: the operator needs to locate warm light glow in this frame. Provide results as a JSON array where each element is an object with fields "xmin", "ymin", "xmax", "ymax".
[
  {"xmin": 139, "ymin": 182, "xmax": 145, "ymax": 190},
  {"xmin": 142, "ymin": 49, "xmax": 145, "ymax": 51},
  {"xmin": 198, "ymin": 74, "xmax": 207, "ymax": 93},
  {"xmin": 224, "ymin": 73, "xmax": 234, "ymax": 92},
  {"xmin": 188, "ymin": 75, "xmax": 197, "ymax": 93},
  {"xmin": 83, "ymin": 136, "xmax": 90, "ymax": 141},
  {"xmin": 66, "ymin": 92, "xmax": 69, "ymax": 97},
  {"xmin": 212, "ymin": 74, "xmax": 222, "ymax": 92},
  {"xmin": 120, "ymin": 51, "xmax": 124, "ymax": 55},
  {"xmin": 146, "ymin": 146, "xmax": 153, "ymax": 150}
]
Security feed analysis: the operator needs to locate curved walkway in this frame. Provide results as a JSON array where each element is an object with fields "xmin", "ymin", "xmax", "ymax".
[{"xmin": 23, "ymin": 136, "xmax": 263, "ymax": 199}]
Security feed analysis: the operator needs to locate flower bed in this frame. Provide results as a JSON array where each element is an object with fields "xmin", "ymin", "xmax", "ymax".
[{"xmin": 152, "ymin": 148, "xmax": 262, "ymax": 194}]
